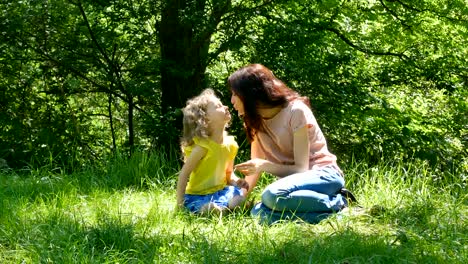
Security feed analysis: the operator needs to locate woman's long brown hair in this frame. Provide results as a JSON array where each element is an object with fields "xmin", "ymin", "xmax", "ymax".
[{"xmin": 228, "ymin": 64, "xmax": 309, "ymax": 142}]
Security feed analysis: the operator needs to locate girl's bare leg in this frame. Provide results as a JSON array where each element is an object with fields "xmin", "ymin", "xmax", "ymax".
[
  {"xmin": 200, "ymin": 202, "xmax": 224, "ymax": 215},
  {"xmin": 228, "ymin": 195, "xmax": 246, "ymax": 210}
]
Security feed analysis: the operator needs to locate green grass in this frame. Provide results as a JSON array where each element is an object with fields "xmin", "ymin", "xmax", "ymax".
[{"xmin": 0, "ymin": 152, "xmax": 466, "ymax": 263}]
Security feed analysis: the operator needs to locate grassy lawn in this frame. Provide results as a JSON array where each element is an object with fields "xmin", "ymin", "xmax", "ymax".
[{"xmin": 0, "ymin": 153, "xmax": 466, "ymax": 263}]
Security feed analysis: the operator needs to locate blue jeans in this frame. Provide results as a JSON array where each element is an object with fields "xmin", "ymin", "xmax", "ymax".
[
  {"xmin": 251, "ymin": 166, "xmax": 346, "ymax": 224},
  {"xmin": 184, "ymin": 186, "xmax": 243, "ymax": 213}
]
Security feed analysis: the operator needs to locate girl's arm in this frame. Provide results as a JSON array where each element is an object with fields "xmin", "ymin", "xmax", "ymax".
[
  {"xmin": 176, "ymin": 145, "xmax": 207, "ymax": 208},
  {"xmin": 226, "ymin": 159, "xmax": 249, "ymax": 195},
  {"xmin": 235, "ymin": 125, "xmax": 310, "ymax": 183}
]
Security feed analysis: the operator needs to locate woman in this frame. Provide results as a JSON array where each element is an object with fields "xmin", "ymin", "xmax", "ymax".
[{"xmin": 228, "ymin": 64, "xmax": 355, "ymax": 224}]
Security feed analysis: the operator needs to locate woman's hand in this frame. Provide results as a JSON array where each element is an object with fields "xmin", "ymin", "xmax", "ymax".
[{"xmin": 234, "ymin": 158, "xmax": 269, "ymax": 176}]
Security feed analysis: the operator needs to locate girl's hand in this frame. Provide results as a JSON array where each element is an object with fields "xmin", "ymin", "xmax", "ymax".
[
  {"xmin": 176, "ymin": 199, "xmax": 185, "ymax": 210},
  {"xmin": 234, "ymin": 158, "xmax": 269, "ymax": 176},
  {"xmin": 174, "ymin": 201, "xmax": 185, "ymax": 215}
]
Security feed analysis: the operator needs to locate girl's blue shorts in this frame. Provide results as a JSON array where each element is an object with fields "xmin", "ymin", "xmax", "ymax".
[{"xmin": 184, "ymin": 186, "xmax": 243, "ymax": 213}]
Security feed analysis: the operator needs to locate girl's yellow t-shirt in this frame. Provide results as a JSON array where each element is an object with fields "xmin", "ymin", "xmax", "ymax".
[{"xmin": 183, "ymin": 136, "xmax": 238, "ymax": 195}]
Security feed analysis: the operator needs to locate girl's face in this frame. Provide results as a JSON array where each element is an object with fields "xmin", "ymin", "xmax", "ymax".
[
  {"xmin": 230, "ymin": 93, "xmax": 244, "ymax": 116},
  {"xmin": 206, "ymin": 96, "xmax": 231, "ymax": 126}
]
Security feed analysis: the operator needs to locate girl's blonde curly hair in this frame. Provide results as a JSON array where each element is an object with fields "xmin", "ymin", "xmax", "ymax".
[{"xmin": 180, "ymin": 88, "xmax": 218, "ymax": 148}]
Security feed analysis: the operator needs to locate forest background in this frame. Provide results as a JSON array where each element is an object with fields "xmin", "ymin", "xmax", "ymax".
[{"xmin": 1, "ymin": 0, "xmax": 467, "ymax": 175}]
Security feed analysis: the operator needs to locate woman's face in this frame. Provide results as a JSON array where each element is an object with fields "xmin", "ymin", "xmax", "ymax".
[{"xmin": 230, "ymin": 93, "xmax": 245, "ymax": 116}]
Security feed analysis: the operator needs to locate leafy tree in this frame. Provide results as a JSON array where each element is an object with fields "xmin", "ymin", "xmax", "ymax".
[
  {"xmin": 156, "ymin": 0, "xmax": 283, "ymax": 149},
  {"xmin": 1, "ymin": 0, "xmax": 160, "ymax": 167},
  {"xmin": 230, "ymin": 0, "xmax": 467, "ymax": 167},
  {"xmin": 0, "ymin": 0, "xmax": 279, "ymax": 166},
  {"xmin": 0, "ymin": 0, "xmax": 466, "ymax": 172}
]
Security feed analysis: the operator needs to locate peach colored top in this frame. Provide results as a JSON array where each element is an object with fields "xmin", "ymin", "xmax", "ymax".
[{"xmin": 252, "ymin": 100, "xmax": 340, "ymax": 173}]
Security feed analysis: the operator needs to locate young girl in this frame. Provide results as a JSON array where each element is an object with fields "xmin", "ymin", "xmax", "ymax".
[{"xmin": 176, "ymin": 89, "xmax": 249, "ymax": 214}]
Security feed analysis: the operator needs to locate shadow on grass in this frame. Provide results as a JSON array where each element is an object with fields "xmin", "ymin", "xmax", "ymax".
[
  {"xmin": 1, "ymin": 207, "xmax": 459, "ymax": 264},
  {"xmin": 0, "ymin": 210, "xmax": 161, "ymax": 263}
]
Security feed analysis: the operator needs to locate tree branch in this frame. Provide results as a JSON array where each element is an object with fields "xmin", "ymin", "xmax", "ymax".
[
  {"xmin": 37, "ymin": 50, "xmax": 156, "ymax": 121},
  {"xmin": 73, "ymin": 0, "xmax": 129, "ymax": 98},
  {"xmin": 74, "ymin": 0, "xmax": 116, "ymax": 75},
  {"xmin": 379, "ymin": 0, "xmax": 413, "ymax": 32},
  {"xmin": 220, "ymin": 0, "xmax": 275, "ymax": 22},
  {"xmin": 323, "ymin": 26, "xmax": 410, "ymax": 60}
]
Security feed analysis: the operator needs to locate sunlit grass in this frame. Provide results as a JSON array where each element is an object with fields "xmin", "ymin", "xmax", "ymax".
[{"xmin": 0, "ymin": 152, "xmax": 466, "ymax": 263}]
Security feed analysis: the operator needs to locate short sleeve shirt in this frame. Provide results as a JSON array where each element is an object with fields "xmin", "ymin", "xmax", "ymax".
[
  {"xmin": 252, "ymin": 100, "xmax": 338, "ymax": 171},
  {"xmin": 184, "ymin": 136, "xmax": 238, "ymax": 195}
]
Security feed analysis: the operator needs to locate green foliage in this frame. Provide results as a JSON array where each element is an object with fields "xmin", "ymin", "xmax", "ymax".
[
  {"xmin": 140, "ymin": 106, "xmax": 184, "ymax": 155},
  {"xmin": 102, "ymin": 150, "xmax": 180, "ymax": 189},
  {"xmin": 212, "ymin": 0, "xmax": 468, "ymax": 170},
  {"xmin": 0, "ymin": 0, "xmax": 161, "ymax": 168},
  {"xmin": 0, "ymin": 0, "xmax": 466, "ymax": 173}
]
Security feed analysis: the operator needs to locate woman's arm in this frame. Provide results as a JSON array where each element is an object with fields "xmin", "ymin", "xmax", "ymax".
[
  {"xmin": 238, "ymin": 139, "xmax": 263, "ymax": 194},
  {"xmin": 176, "ymin": 146, "xmax": 207, "ymax": 208},
  {"xmin": 235, "ymin": 125, "xmax": 310, "ymax": 181}
]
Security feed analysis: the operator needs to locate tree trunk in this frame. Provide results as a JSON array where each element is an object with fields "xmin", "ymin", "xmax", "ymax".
[
  {"xmin": 108, "ymin": 93, "xmax": 116, "ymax": 152},
  {"xmin": 159, "ymin": 0, "xmax": 211, "ymax": 150},
  {"xmin": 160, "ymin": 1, "xmax": 209, "ymax": 110},
  {"xmin": 128, "ymin": 94, "xmax": 134, "ymax": 154}
]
